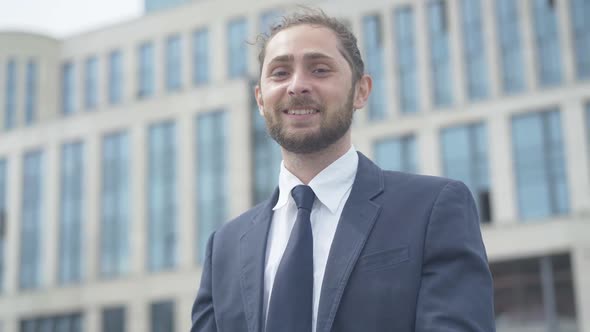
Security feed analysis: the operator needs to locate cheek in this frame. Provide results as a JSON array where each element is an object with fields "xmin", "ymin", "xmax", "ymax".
[
  {"xmin": 261, "ymin": 93, "xmax": 280, "ymax": 111},
  {"xmin": 325, "ymin": 89, "xmax": 349, "ymax": 107}
]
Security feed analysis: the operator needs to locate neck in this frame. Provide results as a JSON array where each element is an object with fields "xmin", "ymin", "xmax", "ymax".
[{"xmin": 282, "ymin": 132, "xmax": 352, "ymax": 184}]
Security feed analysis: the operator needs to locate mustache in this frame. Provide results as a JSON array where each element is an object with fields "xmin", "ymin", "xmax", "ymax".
[{"xmin": 275, "ymin": 96, "xmax": 323, "ymax": 111}]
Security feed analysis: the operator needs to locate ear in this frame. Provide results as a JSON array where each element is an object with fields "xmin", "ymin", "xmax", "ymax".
[
  {"xmin": 255, "ymin": 85, "xmax": 265, "ymax": 116},
  {"xmin": 352, "ymin": 74, "xmax": 372, "ymax": 110}
]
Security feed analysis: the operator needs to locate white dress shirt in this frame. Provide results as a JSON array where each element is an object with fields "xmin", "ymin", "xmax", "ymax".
[{"xmin": 263, "ymin": 146, "xmax": 359, "ymax": 332}]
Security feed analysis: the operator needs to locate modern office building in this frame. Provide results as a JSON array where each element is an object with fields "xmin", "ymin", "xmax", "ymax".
[
  {"xmin": 145, "ymin": 0, "xmax": 193, "ymax": 14},
  {"xmin": 0, "ymin": 0, "xmax": 589, "ymax": 331}
]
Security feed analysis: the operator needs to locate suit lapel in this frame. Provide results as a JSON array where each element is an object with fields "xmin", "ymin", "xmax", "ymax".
[
  {"xmin": 240, "ymin": 189, "xmax": 278, "ymax": 332},
  {"xmin": 316, "ymin": 153, "xmax": 384, "ymax": 332}
]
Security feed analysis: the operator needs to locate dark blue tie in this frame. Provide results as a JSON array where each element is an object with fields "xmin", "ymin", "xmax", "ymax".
[{"xmin": 266, "ymin": 185, "xmax": 316, "ymax": 332}]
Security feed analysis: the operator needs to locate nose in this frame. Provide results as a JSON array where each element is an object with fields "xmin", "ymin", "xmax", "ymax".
[{"xmin": 287, "ymin": 72, "xmax": 311, "ymax": 96}]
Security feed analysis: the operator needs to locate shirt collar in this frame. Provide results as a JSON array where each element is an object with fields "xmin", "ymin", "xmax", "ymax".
[{"xmin": 273, "ymin": 146, "xmax": 358, "ymax": 214}]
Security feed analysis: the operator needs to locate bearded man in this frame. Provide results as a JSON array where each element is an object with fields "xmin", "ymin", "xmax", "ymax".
[{"xmin": 191, "ymin": 9, "xmax": 495, "ymax": 332}]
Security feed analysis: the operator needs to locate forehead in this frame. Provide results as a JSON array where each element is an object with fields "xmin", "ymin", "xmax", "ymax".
[{"xmin": 263, "ymin": 25, "xmax": 344, "ymax": 65}]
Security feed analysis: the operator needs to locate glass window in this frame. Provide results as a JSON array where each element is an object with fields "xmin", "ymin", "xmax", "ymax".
[
  {"xmin": 532, "ymin": 0, "xmax": 563, "ymax": 86},
  {"xmin": 84, "ymin": 56, "xmax": 99, "ymax": 110},
  {"xmin": 20, "ymin": 150, "xmax": 43, "ymax": 289},
  {"xmin": 394, "ymin": 7, "xmax": 419, "ymax": 114},
  {"xmin": 62, "ymin": 62, "xmax": 75, "ymax": 115},
  {"xmin": 374, "ymin": 135, "xmax": 418, "ymax": 173},
  {"xmin": 20, "ymin": 313, "xmax": 83, "ymax": 332},
  {"xmin": 251, "ymin": 83, "xmax": 281, "ymax": 204},
  {"xmin": 102, "ymin": 306, "xmax": 125, "ymax": 332},
  {"xmin": 148, "ymin": 122, "xmax": 177, "ymax": 271},
  {"xmin": 227, "ymin": 18, "xmax": 248, "ymax": 78},
  {"xmin": 165, "ymin": 34, "xmax": 182, "ymax": 91},
  {"xmin": 5, "ymin": 59, "xmax": 17, "ymax": 129},
  {"xmin": 59, "ymin": 142, "xmax": 84, "ymax": 284},
  {"xmin": 138, "ymin": 42, "xmax": 155, "ymax": 98},
  {"xmin": 428, "ymin": 0, "xmax": 453, "ymax": 107},
  {"xmin": 495, "ymin": 0, "xmax": 526, "ymax": 94},
  {"xmin": 25, "ymin": 60, "xmax": 38, "ymax": 125},
  {"xmin": 150, "ymin": 300, "xmax": 174, "ymax": 332},
  {"xmin": 512, "ymin": 110, "xmax": 569, "ymax": 219},
  {"xmin": 570, "ymin": 0, "xmax": 590, "ymax": 79},
  {"xmin": 363, "ymin": 14, "xmax": 387, "ymax": 120},
  {"xmin": 101, "ymin": 132, "xmax": 130, "ymax": 278},
  {"xmin": 0, "ymin": 159, "xmax": 6, "ymax": 293},
  {"xmin": 192, "ymin": 28, "xmax": 209, "ymax": 85},
  {"xmin": 108, "ymin": 50, "xmax": 123, "ymax": 105},
  {"xmin": 441, "ymin": 123, "xmax": 491, "ymax": 222},
  {"xmin": 460, "ymin": 0, "xmax": 489, "ymax": 100},
  {"xmin": 196, "ymin": 111, "xmax": 228, "ymax": 262},
  {"xmin": 491, "ymin": 254, "xmax": 578, "ymax": 331}
]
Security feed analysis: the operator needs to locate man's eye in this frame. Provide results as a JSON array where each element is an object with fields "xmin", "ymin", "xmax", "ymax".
[
  {"xmin": 271, "ymin": 70, "xmax": 289, "ymax": 77},
  {"xmin": 313, "ymin": 67, "xmax": 330, "ymax": 74}
]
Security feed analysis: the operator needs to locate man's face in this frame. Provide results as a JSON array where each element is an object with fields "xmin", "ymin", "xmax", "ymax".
[{"xmin": 255, "ymin": 25, "xmax": 362, "ymax": 154}]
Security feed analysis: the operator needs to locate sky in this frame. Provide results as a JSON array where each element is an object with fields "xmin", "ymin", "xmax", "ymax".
[{"xmin": 0, "ymin": 0, "xmax": 143, "ymax": 38}]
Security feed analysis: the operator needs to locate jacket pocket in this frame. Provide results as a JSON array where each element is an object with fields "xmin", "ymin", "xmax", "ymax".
[{"xmin": 356, "ymin": 246, "xmax": 409, "ymax": 272}]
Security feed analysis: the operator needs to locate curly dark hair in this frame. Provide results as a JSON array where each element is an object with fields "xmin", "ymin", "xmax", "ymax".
[{"xmin": 256, "ymin": 8, "xmax": 365, "ymax": 84}]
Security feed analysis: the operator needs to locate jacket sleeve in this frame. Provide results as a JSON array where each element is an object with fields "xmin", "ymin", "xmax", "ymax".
[
  {"xmin": 191, "ymin": 232, "xmax": 218, "ymax": 332},
  {"xmin": 415, "ymin": 180, "xmax": 496, "ymax": 332}
]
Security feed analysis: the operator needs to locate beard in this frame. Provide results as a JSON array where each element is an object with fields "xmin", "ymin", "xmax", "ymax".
[{"xmin": 263, "ymin": 89, "xmax": 355, "ymax": 154}]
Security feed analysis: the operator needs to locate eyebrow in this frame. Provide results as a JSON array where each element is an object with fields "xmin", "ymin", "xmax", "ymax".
[{"xmin": 267, "ymin": 52, "xmax": 336, "ymax": 65}]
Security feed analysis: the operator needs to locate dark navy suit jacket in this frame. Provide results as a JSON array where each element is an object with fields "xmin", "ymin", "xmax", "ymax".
[{"xmin": 191, "ymin": 152, "xmax": 495, "ymax": 332}]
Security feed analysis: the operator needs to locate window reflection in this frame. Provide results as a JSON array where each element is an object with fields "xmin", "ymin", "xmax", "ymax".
[{"xmin": 491, "ymin": 253, "xmax": 578, "ymax": 332}]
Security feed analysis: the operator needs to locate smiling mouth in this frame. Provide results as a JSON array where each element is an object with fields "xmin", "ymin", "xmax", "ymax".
[{"xmin": 283, "ymin": 109, "xmax": 320, "ymax": 115}]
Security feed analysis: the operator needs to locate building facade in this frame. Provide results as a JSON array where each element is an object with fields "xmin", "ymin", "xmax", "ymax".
[
  {"xmin": 0, "ymin": 0, "xmax": 589, "ymax": 331},
  {"xmin": 145, "ymin": 0, "xmax": 194, "ymax": 14}
]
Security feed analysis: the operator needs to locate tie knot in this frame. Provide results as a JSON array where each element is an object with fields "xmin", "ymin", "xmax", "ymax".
[{"xmin": 291, "ymin": 185, "xmax": 316, "ymax": 211}]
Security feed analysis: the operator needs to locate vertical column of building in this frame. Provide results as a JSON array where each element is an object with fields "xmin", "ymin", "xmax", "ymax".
[
  {"xmin": 101, "ymin": 50, "xmax": 111, "ymax": 108},
  {"xmin": 130, "ymin": 124, "xmax": 146, "ymax": 276},
  {"xmin": 380, "ymin": 8, "xmax": 397, "ymax": 120},
  {"xmin": 556, "ymin": 0, "xmax": 576, "ymax": 84},
  {"xmin": 416, "ymin": 119, "xmax": 441, "ymax": 177},
  {"xmin": 85, "ymin": 134, "xmax": 100, "ymax": 281},
  {"xmin": 0, "ymin": 55, "xmax": 5, "ymax": 130},
  {"xmin": 247, "ymin": 12, "xmax": 258, "ymax": 81},
  {"xmin": 44, "ymin": 141, "xmax": 59, "ymax": 287},
  {"xmin": 481, "ymin": 0, "xmax": 501, "ymax": 98},
  {"xmin": 415, "ymin": 1, "xmax": 441, "ymax": 176},
  {"xmin": 519, "ymin": 0, "xmax": 538, "ymax": 91},
  {"xmin": 42, "ymin": 54, "xmax": 60, "ymax": 122},
  {"xmin": 4, "ymin": 150, "xmax": 22, "ymax": 330},
  {"xmin": 129, "ymin": 297, "xmax": 149, "ymax": 332},
  {"xmin": 488, "ymin": 111, "xmax": 518, "ymax": 224},
  {"xmin": 561, "ymin": 100, "xmax": 590, "ymax": 214},
  {"xmin": 128, "ymin": 122, "xmax": 148, "ymax": 332},
  {"xmin": 182, "ymin": 30, "xmax": 192, "ymax": 94},
  {"xmin": 74, "ymin": 55, "xmax": 84, "ymax": 116},
  {"xmin": 214, "ymin": 20, "xmax": 229, "ymax": 84},
  {"xmin": 122, "ymin": 42, "xmax": 134, "ymax": 104},
  {"xmin": 178, "ymin": 110, "xmax": 195, "ymax": 269},
  {"xmin": 178, "ymin": 295, "xmax": 194, "ymax": 332},
  {"xmin": 447, "ymin": 0, "xmax": 466, "ymax": 106},
  {"xmin": 153, "ymin": 38, "xmax": 164, "ymax": 99},
  {"xmin": 571, "ymin": 246, "xmax": 590, "ymax": 332},
  {"xmin": 84, "ymin": 306, "xmax": 100, "ymax": 332},
  {"xmin": 228, "ymin": 90, "xmax": 253, "ymax": 216}
]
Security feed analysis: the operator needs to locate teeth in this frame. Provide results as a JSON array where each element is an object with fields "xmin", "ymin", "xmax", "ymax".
[{"xmin": 287, "ymin": 109, "xmax": 317, "ymax": 115}]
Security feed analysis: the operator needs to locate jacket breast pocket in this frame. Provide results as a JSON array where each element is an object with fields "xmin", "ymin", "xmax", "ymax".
[{"xmin": 356, "ymin": 246, "xmax": 409, "ymax": 272}]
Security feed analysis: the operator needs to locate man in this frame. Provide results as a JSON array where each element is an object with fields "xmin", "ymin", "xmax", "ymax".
[{"xmin": 191, "ymin": 9, "xmax": 495, "ymax": 332}]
